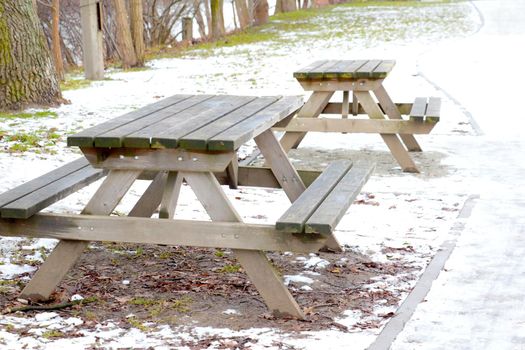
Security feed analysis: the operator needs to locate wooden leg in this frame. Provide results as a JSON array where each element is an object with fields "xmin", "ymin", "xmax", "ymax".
[
  {"xmin": 226, "ymin": 157, "xmax": 239, "ymax": 189},
  {"xmin": 184, "ymin": 172, "xmax": 305, "ymax": 319},
  {"xmin": 352, "ymin": 92, "xmax": 358, "ymax": 116},
  {"xmin": 374, "ymin": 85, "xmax": 422, "ymax": 152},
  {"xmin": 342, "ymin": 91, "xmax": 349, "ymax": 135},
  {"xmin": 279, "ymin": 91, "xmax": 334, "ymax": 152},
  {"xmin": 255, "ymin": 130, "xmax": 342, "ymax": 252},
  {"xmin": 354, "ymin": 91, "xmax": 419, "ymax": 173},
  {"xmin": 128, "ymin": 172, "xmax": 167, "ymax": 217},
  {"xmin": 20, "ymin": 170, "xmax": 142, "ymax": 301},
  {"xmin": 159, "ymin": 172, "xmax": 183, "ymax": 219}
]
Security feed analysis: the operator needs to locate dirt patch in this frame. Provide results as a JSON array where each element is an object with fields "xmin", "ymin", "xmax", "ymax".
[{"xmin": 1, "ymin": 243, "xmax": 418, "ymax": 335}]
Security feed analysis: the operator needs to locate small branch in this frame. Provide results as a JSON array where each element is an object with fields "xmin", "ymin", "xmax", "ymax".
[{"xmin": 4, "ymin": 299, "xmax": 95, "ymax": 314}]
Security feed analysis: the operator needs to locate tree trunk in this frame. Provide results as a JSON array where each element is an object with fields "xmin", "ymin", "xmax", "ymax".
[
  {"xmin": 51, "ymin": 0, "xmax": 64, "ymax": 80},
  {"xmin": 0, "ymin": 0, "xmax": 62, "ymax": 111},
  {"xmin": 210, "ymin": 0, "xmax": 224, "ymax": 39},
  {"xmin": 129, "ymin": 0, "xmax": 145, "ymax": 67},
  {"xmin": 274, "ymin": 0, "xmax": 282, "ymax": 14},
  {"xmin": 253, "ymin": 0, "xmax": 268, "ymax": 26},
  {"xmin": 203, "ymin": 0, "xmax": 212, "ymax": 36},
  {"xmin": 112, "ymin": 0, "xmax": 137, "ymax": 68},
  {"xmin": 193, "ymin": 0, "xmax": 208, "ymax": 39},
  {"xmin": 281, "ymin": 0, "xmax": 297, "ymax": 12},
  {"xmin": 234, "ymin": 0, "xmax": 250, "ymax": 29}
]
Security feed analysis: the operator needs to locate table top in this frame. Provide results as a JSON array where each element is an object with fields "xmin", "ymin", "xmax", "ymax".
[
  {"xmin": 68, "ymin": 95, "xmax": 302, "ymax": 152},
  {"xmin": 294, "ymin": 59, "xmax": 395, "ymax": 80}
]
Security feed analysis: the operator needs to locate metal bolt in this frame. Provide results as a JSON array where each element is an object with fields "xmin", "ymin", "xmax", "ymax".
[
  {"xmin": 119, "ymin": 155, "xmax": 124, "ymax": 159},
  {"xmin": 192, "ymin": 157, "xmax": 198, "ymax": 162},
  {"xmin": 134, "ymin": 156, "xmax": 139, "ymax": 160},
  {"xmin": 177, "ymin": 156, "xmax": 183, "ymax": 161}
]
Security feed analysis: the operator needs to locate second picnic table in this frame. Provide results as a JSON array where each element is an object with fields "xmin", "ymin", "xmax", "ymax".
[{"xmin": 275, "ymin": 59, "xmax": 441, "ymax": 173}]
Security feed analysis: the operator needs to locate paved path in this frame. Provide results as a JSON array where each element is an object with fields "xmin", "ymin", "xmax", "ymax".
[{"xmin": 390, "ymin": 1, "xmax": 525, "ymax": 349}]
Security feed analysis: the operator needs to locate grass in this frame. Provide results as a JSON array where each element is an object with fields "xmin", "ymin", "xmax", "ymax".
[
  {"xmin": 219, "ymin": 264, "xmax": 242, "ymax": 273},
  {"xmin": 0, "ymin": 110, "xmax": 58, "ymax": 120},
  {"xmin": 60, "ymin": 77, "xmax": 91, "ymax": 91},
  {"xmin": 1, "ymin": 127, "xmax": 63, "ymax": 154}
]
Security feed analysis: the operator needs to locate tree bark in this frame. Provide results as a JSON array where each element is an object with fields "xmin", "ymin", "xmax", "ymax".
[
  {"xmin": 0, "ymin": 0, "xmax": 62, "ymax": 111},
  {"xmin": 193, "ymin": 0, "xmax": 208, "ymax": 39},
  {"xmin": 51, "ymin": 0, "xmax": 64, "ymax": 80},
  {"xmin": 281, "ymin": 0, "xmax": 297, "ymax": 12},
  {"xmin": 129, "ymin": 0, "xmax": 145, "ymax": 67},
  {"xmin": 112, "ymin": 0, "xmax": 137, "ymax": 68},
  {"xmin": 253, "ymin": 0, "xmax": 268, "ymax": 26},
  {"xmin": 210, "ymin": 0, "xmax": 224, "ymax": 39},
  {"xmin": 234, "ymin": 0, "xmax": 250, "ymax": 29},
  {"xmin": 274, "ymin": 0, "xmax": 282, "ymax": 14}
]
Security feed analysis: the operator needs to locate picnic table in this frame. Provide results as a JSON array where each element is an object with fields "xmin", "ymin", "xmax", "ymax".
[
  {"xmin": 275, "ymin": 59, "xmax": 441, "ymax": 173},
  {"xmin": 0, "ymin": 94, "xmax": 374, "ymax": 319}
]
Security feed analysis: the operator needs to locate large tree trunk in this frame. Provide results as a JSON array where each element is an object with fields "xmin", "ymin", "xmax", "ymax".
[
  {"xmin": 281, "ymin": 0, "xmax": 297, "ymax": 12},
  {"xmin": 129, "ymin": 0, "xmax": 145, "ymax": 67},
  {"xmin": 51, "ymin": 0, "xmax": 64, "ymax": 80},
  {"xmin": 112, "ymin": 0, "xmax": 137, "ymax": 68},
  {"xmin": 253, "ymin": 0, "xmax": 268, "ymax": 26},
  {"xmin": 0, "ymin": 0, "xmax": 62, "ymax": 111},
  {"xmin": 193, "ymin": 0, "xmax": 208, "ymax": 39}
]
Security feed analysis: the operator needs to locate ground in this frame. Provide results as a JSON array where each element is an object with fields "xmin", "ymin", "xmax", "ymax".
[{"xmin": 2, "ymin": 1, "xmax": 515, "ymax": 349}]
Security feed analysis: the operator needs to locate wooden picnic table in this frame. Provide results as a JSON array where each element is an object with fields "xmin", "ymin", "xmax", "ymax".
[
  {"xmin": 275, "ymin": 59, "xmax": 441, "ymax": 173},
  {"xmin": 0, "ymin": 94, "xmax": 374, "ymax": 319}
]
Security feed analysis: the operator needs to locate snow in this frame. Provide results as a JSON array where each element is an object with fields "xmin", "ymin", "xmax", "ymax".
[{"xmin": 1, "ymin": 0, "xmax": 522, "ymax": 348}]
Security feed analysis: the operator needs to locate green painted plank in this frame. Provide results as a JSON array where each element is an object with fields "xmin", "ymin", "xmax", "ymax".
[
  {"xmin": 1, "ymin": 166, "xmax": 107, "ymax": 219},
  {"xmin": 293, "ymin": 60, "xmax": 330, "ymax": 80},
  {"xmin": 425, "ymin": 97, "xmax": 441, "ymax": 123},
  {"xmin": 305, "ymin": 162, "xmax": 374, "ymax": 235},
  {"xmin": 67, "ymin": 95, "xmax": 193, "ymax": 147},
  {"xmin": 409, "ymin": 97, "xmax": 428, "ymax": 122},
  {"xmin": 276, "ymin": 160, "xmax": 352, "ymax": 233},
  {"xmin": 0, "ymin": 158, "xmax": 89, "ymax": 209},
  {"xmin": 149, "ymin": 95, "xmax": 256, "ymax": 149},
  {"xmin": 207, "ymin": 96, "xmax": 303, "ymax": 151},
  {"xmin": 295, "ymin": 60, "xmax": 341, "ymax": 80},
  {"xmin": 372, "ymin": 60, "xmax": 396, "ymax": 78},
  {"xmin": 94, "ymin": 95, "xmax": 213, "ymax": 148},
  {"xmin": 178, "ymin": 96, "xmax": 280, "ymax": 150}
]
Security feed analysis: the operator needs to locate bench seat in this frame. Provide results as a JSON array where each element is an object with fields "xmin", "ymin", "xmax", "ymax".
[
  {"xmin": 0, "ymin": 158, "xmax": 107, "ymax": 219},
  {"xmin": 409, "ymin": 97, "xmax": 441, "ymax": 123},
  {"xmin": 276, "ymin": 160, "xmax": 374, "ymax": 235}
]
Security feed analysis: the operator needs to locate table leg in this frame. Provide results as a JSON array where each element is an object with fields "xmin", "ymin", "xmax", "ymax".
[
  {"xmin": 255, "ymin": 130, "xmax": 342, "ymax": 251},
  {"xmin": 354, "ymin": 91, "xmax": 419, "ymax": 173},
  {"xmin": 226, "ymin": 157, "xmax": 239, "ymax": 189},
  {"xmin": 20, "ymin": 170, "xmax": 142, "ymax": 301},
  {"xmin": 128, "ymin": 172, "xmax": 167, "ymax": 217},
  {"xmin": 279, "ymin": 91, "xmax": 334, "ymax": 152},
  {"xmin": 374, "ymin": 85, "xmax": 422, "ymax": 152},
  {"xmin": 159, "ymin": 172, "xmax": 183, "ymax": 219},
  {"xmin": 183, "ymin": 171, "xmax": 305, "ymax": 319}
]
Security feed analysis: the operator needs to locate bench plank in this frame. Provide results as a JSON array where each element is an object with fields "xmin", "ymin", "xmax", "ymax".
[
  {"xmin": 67, "ymin": 95, "xmax": 192, "ymax": 147},
  {"xmin": 426, "ymin": 97, "xmax": 441, "ymax": 123},
  {"xmin": 324, "ymin": 60, "xmax": 366, "ymax": 80},
  {"xmin": 294, "ymin": 60, "xmax": 341, "ymax": 80},
  {"xmin": 0, "ymin": 158, "xmax": 90, "ymax": 209},
  {"xmin": 207, "ymin": 96, "xmax": 303, "ymax": 151},
  {"xmin": 94, "ymin": 95, "xmax": 214, "ymax": 148},
  {"xmin": 409, "ymin": 97, "xmax": 428, "ymax": 122},
  {"xmin": 0, "ymin": 165, "xmax": 107, "ymax": 219},
  {"xmin": 276, "ymin": 160, "xmax": 352, "ymax": 233},
  {"xmin": 356, "ymin": 60, "xmax": 382, "ymax": 79},
  {"xmin": 305, "ymin": 162, "xmax": 375, "ymax": 235}
]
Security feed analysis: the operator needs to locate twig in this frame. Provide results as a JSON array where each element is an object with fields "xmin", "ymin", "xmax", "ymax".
[{"xmin": 4, "ymin": 299, "xmax": 95, "ymax": 314}]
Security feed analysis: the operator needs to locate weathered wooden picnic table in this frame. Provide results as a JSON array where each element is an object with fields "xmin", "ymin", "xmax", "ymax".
[
  {"xmin": 275, "ymin": 59, "xmax": 441, "ymax": 173},
  {"xmin": 0, "ymin": 94, "xmax": 374, "ymax": 319}
]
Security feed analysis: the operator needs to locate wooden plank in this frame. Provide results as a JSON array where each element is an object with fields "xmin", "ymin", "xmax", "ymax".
[
  {"xmin": 0, "ymin": 166, "xmax": 107, "ymax": 219},
  {"xmin": 305, "ymin": 162, "xmax": 374, "ymax": 235},
  {"xmin": 20, "ymin": 170, "xmax": 141, "ymax": 301},
  {"xmin": 207, "ymin": 96, "xmax": 303, "ymax": 151},
  {"xmin": 0, "ymin": 214, "xmax": 327, "ymax": 253},
  {"xmin": 356, "ymin": 60, "xmax": 382, "ymax": 78},
  {"xmin": 355, "ymin": 91, "xmax": 419, "ymax": 173},
  {"xmin": 293, "ymin": 60, "xmax": 340, "ymax": 80},
  {"xmin": 374, "ymin": 85, "xmax": 422, "ymax": 152},
  {"xmin": 81, "ymin": 147, "xmax": 235, "ymax": 173},
  {"xmin": 159, "ymin": 172, "xmax": 183, "ymax": 219},
  {"xmin": 67, "ymin": 95, "xmax": 192, "ymax": 147},
  {"xmin": 426, "ymin": 97, "xmax": 441, "ymax": 123},
  {"xmin": 178, "ymin": 96, "xmax": 280, "ymax": 150},
  {"xmin": 276, "ymin": 160, "xmax": 352, "ymax": 233},
  {"xmin": 372, "ymin": 60, "xmax": 396, "ymax": 78},
  {"xmin": 255, "ymin": 130, "xmax": 306, "ymax": 202},
  {"xmin": 274, "ymin": 118, "xmax": 436, "ymax": 134},
  {"xmin": 0, "ymin": 157, "xmax": 89, "ymax": 209},
  {"xmin": 297, "ymin": 79, "xmax": 383, "ymax": 92},
  {"xmin": 184, "ymin": 172, "xmax": 305, "ymax": 318},
  {"xmin": 225, "ymin": 157, "xmax": 239, "ymax": 189},
  {"xmin": 409, "ymin": 97, "xmax": 428, "ymax": 122},
  {"xmin": 215, "ymin": 166, "xmax": 322, "ymax": 188},
  {"xmin": 93, "ymin": 95, "xmax": 214, "ymax": 148},
  {"xmin": 128, "ymin": 172, "xmax": 167, "ymax": 217},
  {"xmin": 278, "ymin": 91, "xmax": 333, "ymax": 152},
  {"xmin": 149, "ymin": 95, "xmax": 256, "ymax": 149},
  {"xmin": 326, "ymin": 60, "xmax": 367, "ymax": 80},
  {"xmin": 292, "ymin": 60, "xmax": 328, "ymax": 80},
  {"xmin": 322, "ymin": 102, "xmax": 414, "ymax": 115}
]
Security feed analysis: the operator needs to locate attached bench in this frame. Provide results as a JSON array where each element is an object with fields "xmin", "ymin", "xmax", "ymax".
[
  {"xmin": 277, "ymin": 160, "xmax": 374, "ymax": 235},
  {"xmin": 409, "ymin": 97, "xmax": 441, "ymax": 123},
  {"xmin": 0, "ymin": 158, "xmax": 107, "ymax": 219}
]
